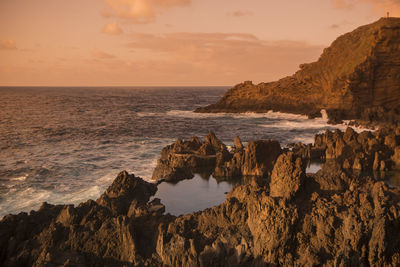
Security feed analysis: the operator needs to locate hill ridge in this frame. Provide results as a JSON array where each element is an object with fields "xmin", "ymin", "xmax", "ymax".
[{"xmin": 196, "ymin": 17, "xmax": 400, "ymax": 125}]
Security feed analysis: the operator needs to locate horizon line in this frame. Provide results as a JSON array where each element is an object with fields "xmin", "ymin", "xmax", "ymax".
[{"xmin": 0, "ymin": 85, "xmax": 233, "ymax": 88}]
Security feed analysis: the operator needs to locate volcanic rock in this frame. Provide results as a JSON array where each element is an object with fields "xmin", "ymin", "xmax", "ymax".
[
  {"xmin": 1, "ymin": 150, "xmax": 400, "ymax": 266},
  {"xmin": 270, "ymin": 152, "xmax": 305, "ymax": 200},
  {"xmin": 151, "ymin": 133, "xmax": 221, "ymax": 182},
  {"xmin": 153, "ymin": 133, "xmax": 282, "ymax": 182},
  {"xmin": 306, "ymin": 127, "xmax": 399, "ymax": 172},
  {"xmin": 196, "ymin": 18, "xmax": 400, "ymax": 125}
]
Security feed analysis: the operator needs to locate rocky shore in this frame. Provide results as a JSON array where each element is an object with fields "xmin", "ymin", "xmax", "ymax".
[
  {"xmin": 1, "ymin": 128, "xmax": 400, "ymax": 266},
  {"xmin": 195, "ymin": 18, "xmax": 400, "ymax": 126}
]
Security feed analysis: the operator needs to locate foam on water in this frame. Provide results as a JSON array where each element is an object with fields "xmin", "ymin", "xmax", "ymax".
[
  {"xmin": 260, "ymin": 109, "xmax": 371, "ymax": 144},
  {"xmin": 0, "ymin": 87, "xmax": 374, "ymax": 218},
  {"xmin": 10, "ymin": 175, "xmax": 27, "ymax": 181}
]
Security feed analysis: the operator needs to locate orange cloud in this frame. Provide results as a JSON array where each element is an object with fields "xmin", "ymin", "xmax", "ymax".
[
  {"xmin": 92, "ymin": 50, "xmax": 116, "ymax": 59},
  {"xmin": 230, "ymin": 10, "xmax": 254, "ymax": 17},
  {"xmin": 331, "ymin": 0, "xmax": 400, "ymax": 15},
  {"xmin": 331, "ymin": 0, "xmax": 354, "ymax": 9},
  {"xmin": 0, "ymin": 39, "xmax": 17, "ymax": 50},
  {"xmin": 103, "ymin": 0, "xmax": 191, "ymax": 23},
  {"xmin": 102, "ymin": 22, "xmax": 124, "ymax": 35},
  {"xmin": 126, "ymin": 32, "xmax": 323, "ymax": 83}
]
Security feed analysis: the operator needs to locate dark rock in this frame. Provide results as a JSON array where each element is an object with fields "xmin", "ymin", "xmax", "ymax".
[
  {"xmin": 195, "ymin": 18, "xmax": 400, "ymax": 126},
  {"xmin": 153, "ymin": 134, "xmax": 282, "ymax": 182},
  {"xmin": 392, "ymin": 146, "xmax": 400, "ymax": 170},
  {"xmin": 241, "ymin": 140, "xmax": 282, "ymax": 177},
  {"xmin": 152, "ymin": 136, "xmax": 220, "ymax": 182},
  {"xmin": 97, "ymin": 171, "xmax": 157, "ymax": 215},
  {"xmin": 305, "ymin": 127, "xmax": 398, "ymax": 173},
  {"xmin": 270, "ymin": 152, "xmax": 306, "ymax": 200},
  {"xmin": 312, "ymin": 161, "xmax": 351, "ymax": 191},
  {"xmin": 233, "ymin": 136, "xmax": 244, "ymax": 151},
  {"xmin": 2, "ymin": 151, "xmax": 400, "ymax": 266}
]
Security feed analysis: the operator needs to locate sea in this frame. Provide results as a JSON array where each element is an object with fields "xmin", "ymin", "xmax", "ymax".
[{"xmin": 0, "ymin": 87, "xmax": 398, "ymax": 217}]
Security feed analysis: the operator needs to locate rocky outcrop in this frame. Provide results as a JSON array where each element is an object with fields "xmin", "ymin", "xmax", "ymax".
[
  {"xmin": 298, "ymin": 126, "xmax": 400, "ymax": 172},
  {"xmin": 2, "ymin": 152, "xmax": 400, "ymax": 266},
  {"xmin": 151, "ymin": 134, "xmax": 221, "ymax": 182},
  {"xmin": 152, "ymin": 133, "xmax": 282, "ymax": 182},
  {"xmin": 196, "ymin": 18, "xmax": 400, "ymax": 125},
  {"xmin": 270, "ymin": 152, "xmax": 305, "ymax": 200},
  {"xmin": 0, "ymin": 171, "xmax": 171, "ymax": 266}
]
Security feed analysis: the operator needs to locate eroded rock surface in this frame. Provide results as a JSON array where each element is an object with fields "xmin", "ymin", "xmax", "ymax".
[
  {"xmin": 196, "ymin": 18, "xmax": 400, "ymax": 125},
  {"xmin": 2, "ymin": 152, "xmax": 400, "ymax": 266},
  {"xmin": 152, "ymin": 133, "xmax": 282, "ymax": 182},
  {"xmin": 296, "ymin": 126, "xmax": 400, "ymax": 172}
]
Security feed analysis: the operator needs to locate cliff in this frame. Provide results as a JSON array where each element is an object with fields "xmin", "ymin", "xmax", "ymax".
[{"xmin": 196, "ymin": 18, "xmax": 400, "ymax": 124}]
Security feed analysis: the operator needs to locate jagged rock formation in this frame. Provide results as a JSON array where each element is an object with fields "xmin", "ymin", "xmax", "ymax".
[
  {"xmin": 1, "ymin": 153, "xmax": 400, "ymax": 266},
  {"xmin": 151, "ymin": 133, "xmax": 226, "ymax": 182},
  {"xmin": 196, "ymin": 18, "xmax": 400, "ymax": 125},
  {"xmin": 152, "ymin": 133, "xmax": 282, "ymax": 182},
  {"xmin": 292, "ymin": 126, "xmax": 400, "ymax": 172},
  {"xmin": 0, "ymin": 171, "xmax": 171, "ymax": 266}
]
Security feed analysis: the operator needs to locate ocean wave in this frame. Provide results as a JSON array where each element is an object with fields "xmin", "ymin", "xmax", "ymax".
[{"xmin": 165, "ymin": 110, "xmax": 310, "ymax": 120}]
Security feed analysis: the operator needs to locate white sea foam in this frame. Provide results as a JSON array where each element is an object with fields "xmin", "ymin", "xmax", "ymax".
[
  {"xmin": 260, "ymin": 109, "xmax": 372, "ymax": 144},
  {"xmin": 10, "ymin": 175, "xmax": 27, "ymax": 181},
  {"xmin": 165, "ymin": 110, "xmax": 310, "ymax": 120},
  {"xmin": 0, "ymin": 172, "xmax": 117, "ymax": 218},
  {"xmin": 136, "ymin": 112, "xmax": 161, "ymax": 117},
  {"xmin": 165, "ymin": 110, "xmax": 228, "ymax": 118}
]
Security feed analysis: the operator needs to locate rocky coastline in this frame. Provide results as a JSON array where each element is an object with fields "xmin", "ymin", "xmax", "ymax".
[
  {"xmin": 1, "ymin": 127, "xmax": 400, "ymax": 266},
  {"xmin": 2, "ymin": 17, "xmax": 400, "ymax": 267},
  {"xmin": 195, "ymin": 18, "xmax": 400, "ymax": 127}
]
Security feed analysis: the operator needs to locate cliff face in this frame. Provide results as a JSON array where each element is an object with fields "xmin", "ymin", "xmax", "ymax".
[{"xmin": 196, "ymin": 18, "xmax": 400, "ymax": 123}]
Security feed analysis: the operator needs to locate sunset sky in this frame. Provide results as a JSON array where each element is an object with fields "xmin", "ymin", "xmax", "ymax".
[{"xmin": 0, "ymin": 0, "xmax": 399, "ymax": 86}]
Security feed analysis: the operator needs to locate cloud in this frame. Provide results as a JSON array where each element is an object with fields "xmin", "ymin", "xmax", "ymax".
[
  {"xmin": 331, "ymin": 0, "xmax": 400, "ymax": 15},
  {"xmin": 331, "ymin": 0, "xmax": 354, "ymax": 9},
  {"xmin": 230, "ymin": 10, "xmax": 254, "ymax": 17},
  {"xmin": 103, "ymin": 0, "xmax": 191, "ymax": 23},
  {"xmin": 102, "ymin": 22, "xmax": 124, "ymax": 35},
  {"xmin": 125, "ymin": 32, "xmax": 323, "ymax": 84},
  {"xmin": 0, "ymin": 39, "xmax": 17, "ymax": 50},
  {"xmin": 92, "ymin": 50, "xmax": 116, "ymax": 59},
  {"xmin": 329, "ymin": 20, "xmax": 351, "ymax": 29}
]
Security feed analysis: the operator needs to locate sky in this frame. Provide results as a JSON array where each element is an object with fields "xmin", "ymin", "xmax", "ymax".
[{"xmin": 0, "ymin": 0, "xmax": 399, "ymax": 86}]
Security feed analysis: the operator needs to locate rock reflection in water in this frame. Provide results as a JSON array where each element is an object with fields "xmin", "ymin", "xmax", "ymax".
[{"xmin": 152, "ymin": 174, "xmax": 241, "ymax": 216}]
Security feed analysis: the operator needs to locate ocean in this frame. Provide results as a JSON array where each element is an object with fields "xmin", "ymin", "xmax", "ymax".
[{"xmin": 0, "ymin": 86, "xmax": 387, "ymax": 217}]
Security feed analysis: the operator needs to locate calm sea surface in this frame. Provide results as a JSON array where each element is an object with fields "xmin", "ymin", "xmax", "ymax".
[{"xmin": 1, "ymin": 87, "xmax": 397, "ymax": 217}]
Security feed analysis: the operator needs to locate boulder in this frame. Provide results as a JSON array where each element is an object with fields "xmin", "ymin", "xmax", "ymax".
[{"xmin": 270, "ymin": 152, "xmax": 305, "ymax": 200}]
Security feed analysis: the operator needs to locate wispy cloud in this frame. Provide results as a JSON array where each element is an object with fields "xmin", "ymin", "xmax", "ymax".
[
  {"xmin": 103, "ymin": 0, "xmax": 191, "ymax": 23},
  {"xmin": 92, "ymin": 50, "xmax": 116, "ymax": 59},
  {"xmin": 331, "ymin": 0, "xmax": 400, "ymax": 15},
  {"xmin": 125, "ymin": 32, "xmax": 323, "ymax": 83},
  {"xmin": 329, "ymin": 20, "xmax": 351, "ymax": 29},
  {"xmin": 229, "ymin": 10, "xmax": 254, "ymax": 17},
  {"xmin": 331, "ymin": 0, "xmax": 354, "ymax": 9},
  {"xmin": 0, "ymin": 39, "xmax": 17, "ymax": 50},
  {"xmin": 102, "ymin": 22, "xmax": 124, "ymax": 35}
]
